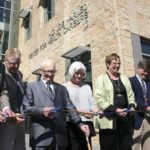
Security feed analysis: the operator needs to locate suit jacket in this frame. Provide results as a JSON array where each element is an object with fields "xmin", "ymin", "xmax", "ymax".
[
  {"xmin": 3, "ymin": 67, "xmax": 25, "ymax": 112},
  {"xmin": 129, "ymin": 76, "xmax": 150, "ymax": 129},
  {"xmin": 23, "ymin": 80, "xmax": 82, "ymax": 147},
  {"xmin": 0, "ymin": 62, "xmax": 9, "ymax": 111}
]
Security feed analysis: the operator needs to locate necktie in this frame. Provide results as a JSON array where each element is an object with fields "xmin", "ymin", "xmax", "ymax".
[
  {"xmin": 141, "ymin": 80, "xmax": 148, "ymax": 106},
  {"xmin": 46, "ymin": 81, "xmax": 54, "ymax": 100}
]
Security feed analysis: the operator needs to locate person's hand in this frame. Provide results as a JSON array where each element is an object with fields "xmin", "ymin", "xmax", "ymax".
[
  {"xmin": 80, "ymin": 124, "xmax": 90, "ymax": 137},
  {"xmin": 15, "ymin": 113, "xmax": 24, "ymax": 123},
  {"xmin": 146, "ymin": 106, "xmax": 150, "ymax": 112},
  {"xmin": 3, "ymin": 108, "xmax": 15, "ymax": 118},
  {"xmin": 129, "ymin": 107, "xmax": 135, "ymax": 111},
  {"xmin": 97, "ymin": 111, "xmax": 104, "ymax": 118},
  {"xmin": 83, "ymin": 114, "xmax": 93, "ymax": 119},
  {"xmin": 43, "ymin": 107, "xmax": 54, "ymax": 118},
  {"xmin": 0, "ymin": 111, "xmax": 5, "ymax": 122},
  {"xmin": 116, "ymin": 108, "xmax": 127, "ymax": 117},
  {"xmin": 129, "ymin": 107, "xmax": 136, "ymax": 115}
]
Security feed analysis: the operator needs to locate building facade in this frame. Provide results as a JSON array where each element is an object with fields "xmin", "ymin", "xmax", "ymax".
[{"xmin": 18, "ymin": 0, "xmax": 150, "ymax": 86}]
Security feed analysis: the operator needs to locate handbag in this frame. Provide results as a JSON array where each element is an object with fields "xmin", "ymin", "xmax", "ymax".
[{"xmin": 84, "ymin": 121, "xmax": 96, "ymax": 137}]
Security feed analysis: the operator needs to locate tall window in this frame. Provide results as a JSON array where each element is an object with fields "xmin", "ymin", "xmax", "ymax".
[
  {"xmin": 141, "ymin": 37, "xmax": 150, "ymax": 81},
  {"xmin": 141, "ymin": 37, "xmax": 150, "ymax": 58},
  {"xmin": 0, "ymin": 0, "xmax": 12, "ymax": 59},
  {"xmin": 24, "ymin": 12, "xmax": 32, "ymax": 41},
  {"xmin": 39, "ymin": 0, "xmax": 55, "ymax": 23},
  {"xmin": 0, "ymin": 0, "xmax": 11, "ymax": 23},
  {"xmin": 131, "ymin": 33, "xmax": 150, "ymax": 80}
]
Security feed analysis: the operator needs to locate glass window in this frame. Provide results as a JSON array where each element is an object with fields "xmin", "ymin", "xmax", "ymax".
[
  {"xmin": 141, "ymin": 37, "xmax": 150, "ymax": 57},
  {"xmin": 40, "ymin": 0, "xmax": 55, "ymax": 23},
  {"xmin": 0, "ymin": 30, "xmax": 9, "ymax": 60},
  {"xmin": 23, "ymin": 12, "xmax": 32, "ymax": 41},
  {"xmin": 140, "ymin": 37, "xmax": 150, "ymax": 81},
  {"xmin": 0, "ymin": 0, "xmax": 11, "ymax": 23}
]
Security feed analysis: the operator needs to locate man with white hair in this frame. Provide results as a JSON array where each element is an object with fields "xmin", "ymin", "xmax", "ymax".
[{"xmin": 23, "ymin": 59, "xmax": 90, "ymax": 150}]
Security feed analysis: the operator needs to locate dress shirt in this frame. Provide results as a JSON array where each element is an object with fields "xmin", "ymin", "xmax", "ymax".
[
  {"xmin": 136, "ymin": 74, "xmax": 147, "ymax": 92},
  {"xmin": 41, "ymin": 77, "xmax": 54, "ymax": 93}
]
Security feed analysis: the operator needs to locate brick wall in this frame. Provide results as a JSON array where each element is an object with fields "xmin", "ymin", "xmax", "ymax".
[{"xmin": 18, "ymin": 0, "xmax": 150, "ymax": 86}]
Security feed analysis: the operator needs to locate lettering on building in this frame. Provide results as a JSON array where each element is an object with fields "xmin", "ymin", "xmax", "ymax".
[{"xmin": 29, "ymin": 3, "xmax": 88, "ymax": 60}]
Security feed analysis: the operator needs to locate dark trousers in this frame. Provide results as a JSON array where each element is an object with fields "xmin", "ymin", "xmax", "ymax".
[
  {"xmin": 99, "ymin": 129, "xmax": 132, "ymax": 150},
  {"xmin": 32, "ymin": 139, "xmax": 66, "ymax": 150},
  {"xmin": 32, "ymin": 146, "xmax": 66, "ymax": 150}
]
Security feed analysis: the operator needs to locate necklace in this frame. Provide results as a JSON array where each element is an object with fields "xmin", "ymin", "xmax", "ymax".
[
  {"xmin": 111, "ymin": 79, "xmax": 122, "ymax": 97},
  {"xmin": 106, "ymin": 72, "xmax": 122, "ymax": 97}
]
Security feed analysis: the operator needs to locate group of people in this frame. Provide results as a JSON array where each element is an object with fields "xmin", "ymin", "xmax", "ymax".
[{"xmin": 0, "ymin": 49, "xmax": 149, "ymax": 150}]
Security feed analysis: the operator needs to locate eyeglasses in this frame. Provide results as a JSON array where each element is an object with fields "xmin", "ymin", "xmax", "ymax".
[
  {"xmin": 42, "ymin": 69, "xmax": 56, "ymax": 74},
  {"xmin": 74, "ymin": 72, "xmax": 85, "ymax": 77},
  {"xmin": 111, "ymin": 62, "xmax": 121, "ymax": 66},
  {"xmin": 6, "ymin": 60, "xmax": 20, "ymax": 66}
]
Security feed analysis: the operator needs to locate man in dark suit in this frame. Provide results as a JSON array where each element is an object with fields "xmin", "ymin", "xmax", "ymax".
[
  {"xmin": 0, "ymin": 48, "xmax": 26, "ymax": 150},
  {"xmin": 23, "ymin": 59, "xmax": 90, "ymax": 150},
  {"xmin": 129, "ymin": 60, "xmax": 150, "ymax": 150}
]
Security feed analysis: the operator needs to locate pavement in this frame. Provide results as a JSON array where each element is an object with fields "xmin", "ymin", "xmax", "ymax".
[
  {"xmin": 25, "ymin": 134, "xmax": 31, "ymax": 150},
  {"xmin": 25, "ymin": 133, "xmax": 100, "ymax": 150},
  {"xmin": 92, "ymin": 133, "xmax": 100, "ymax": 150}
]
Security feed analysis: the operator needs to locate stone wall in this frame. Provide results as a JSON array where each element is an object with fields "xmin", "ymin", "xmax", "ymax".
[{"xmin": 18, "ymin": 0, "xmax": 150, "ymax": 85}]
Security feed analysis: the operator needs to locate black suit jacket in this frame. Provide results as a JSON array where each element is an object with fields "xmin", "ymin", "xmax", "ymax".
[
  {"xmin": 23, "ymin": 80, "xmax": 82, "ymax": 147},
  {"xmin": 0, "ymin": 62, "xmax": 9, "ymax": 110},
  {"xmin": 4, "ymin": 68, "xmax": 25, "ymax": 112},
  {"xmin": 129, "ymin": 76, "xmax": 150, "ymax": 129},
  {"xmin": 0, "ymin": 62, "xmax": 5, "ymax": 92}
]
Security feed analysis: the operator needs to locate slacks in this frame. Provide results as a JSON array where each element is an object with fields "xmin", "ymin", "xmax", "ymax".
[
  {"xmin": 32, "ymin": 146, "xmax": 66, "ymax": 150},
  {"xmin": 132, "ymin": 115, "xmax": 150, "ymax": 150},
  {"xmin": 99, "ymin": 129, "xmax": 132, "ymax": 150},
  {"xmin": 31, "ymin": 139, "xmax": 66, "ymax": 150},
  {"xmin": 0, "ymin": 122, "xmax": 26, "ymax": 150}
]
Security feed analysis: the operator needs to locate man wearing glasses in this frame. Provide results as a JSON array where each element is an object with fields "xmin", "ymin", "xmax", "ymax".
[
  {"xmin": 23, "ymin": 59, "xmax": 90, "ymax": 150},
  {"xmin": 0, "ymin": 48, "xmax": 26, "ymax": 150}
]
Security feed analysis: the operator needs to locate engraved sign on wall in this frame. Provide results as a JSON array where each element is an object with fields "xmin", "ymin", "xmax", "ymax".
[{"xmin": 29, "ymin": 3, "xmax": 88, "ymax": 60}]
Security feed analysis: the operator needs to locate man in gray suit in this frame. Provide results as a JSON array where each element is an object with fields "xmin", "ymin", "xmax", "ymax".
[
  {"xmin": 0, "ymin": 48, "xmax": 26, "ymax": 150},
  {"xmin": 23, "ymin": 59, "xmax": 90, "ymax": 150}
]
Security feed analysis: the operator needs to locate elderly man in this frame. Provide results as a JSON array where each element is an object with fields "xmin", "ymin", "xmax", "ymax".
[
  {"xmin": 0, "ymin": 48, "xmax": 26, "ymax": 150},
  {"xmin": 23, "ymin": 59, "xmax": 89, "ymax": 150}
]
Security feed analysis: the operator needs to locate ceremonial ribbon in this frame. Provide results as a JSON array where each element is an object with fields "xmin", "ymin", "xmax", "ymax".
[{"xmin": 1, "ymin": 107, "xmax": 146, "ymax": 120}]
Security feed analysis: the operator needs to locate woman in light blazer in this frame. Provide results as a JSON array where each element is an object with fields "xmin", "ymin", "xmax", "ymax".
[{"xmin": 94, "ymin": 53, "xmax": 136, "ymax": 150}]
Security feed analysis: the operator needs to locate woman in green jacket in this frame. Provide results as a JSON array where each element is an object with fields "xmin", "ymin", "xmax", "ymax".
[{"xmin": 94, "ymin": 53, "xmax": 135, "ymax": 150}]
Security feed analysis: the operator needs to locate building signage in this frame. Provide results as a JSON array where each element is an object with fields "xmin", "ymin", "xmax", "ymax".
[{"xmin": 29, "ymin": 3, "xmax": 88, "ymax": 60}]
